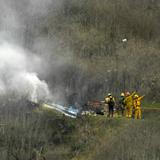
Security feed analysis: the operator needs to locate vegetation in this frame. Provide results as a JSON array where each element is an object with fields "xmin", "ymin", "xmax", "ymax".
[
  {"xmin": 0, "ymin": 99, "xmax": 159, "ymax": 160},
  {"xmin": 26, "ymin": 0, "xmax": 160, "ymax": 103},
  {"xmin": 0, "ymin": 0, "xmax": 160, "ymax": 160}
]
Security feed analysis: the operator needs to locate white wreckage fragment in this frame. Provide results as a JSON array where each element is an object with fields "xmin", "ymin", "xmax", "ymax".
[{"xmin": 42, "ymin": 103, "xmax": 79, "ymax": 118}]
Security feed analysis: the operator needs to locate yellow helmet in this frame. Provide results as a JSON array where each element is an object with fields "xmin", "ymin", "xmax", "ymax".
[
  {"xmin": 121, "ymin": 92, "xmax": 125, "ymax": 97},
  {"xmin": 134, "ymin": 94, "xmax": 139, "ymax": 99}
]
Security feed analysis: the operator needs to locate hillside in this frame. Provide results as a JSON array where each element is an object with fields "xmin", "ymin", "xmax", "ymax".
[
  {"xmin": 0, "ymin": 0, "xmax": 160, "ymax": 160},
  {"xmin": 26, "ymin": 0, "xmax": 160, "ymax": 103},
  {"xmin": 0, "ymin": 102, "xmax": 159, "ymax": 160}
]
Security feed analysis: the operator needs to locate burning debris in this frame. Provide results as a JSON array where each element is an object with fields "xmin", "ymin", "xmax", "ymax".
[
  {"xmin": 40, "ymin": 100, "xmax": 105, "ymax": 118},
  {"xmin": 84, "ymin": 100, "xmax": 104, "ymax": 115},
  {"xmin": 41, "ymin": 103, "xmax": 79, "ymax": 118}
]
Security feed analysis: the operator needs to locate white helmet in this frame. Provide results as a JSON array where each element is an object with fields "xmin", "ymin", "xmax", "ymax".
[{"xmin": 121, "ymin": 93, "xmax": 125, "ymax": 97}]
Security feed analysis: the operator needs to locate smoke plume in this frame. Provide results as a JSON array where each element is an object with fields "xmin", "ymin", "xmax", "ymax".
[
  {"xmin": 0, "ymin": 42, "xmax": 50, "ymax": 102},
  {"xmin": 0, "ymin": 0, "xmax": 62, "ymax": 103}
]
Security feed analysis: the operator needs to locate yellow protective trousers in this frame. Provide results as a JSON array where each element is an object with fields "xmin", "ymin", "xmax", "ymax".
[
  {"xmin": 125, "ymin": 106, "xmax": 133, "ymax": 118},
  {"xmin": 134, "ymin": 107, "xmax": 142, "ymax": 119}
]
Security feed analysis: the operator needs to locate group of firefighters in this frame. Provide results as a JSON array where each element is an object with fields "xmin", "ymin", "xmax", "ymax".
[{"xmin": 105, "ymin": 92, "xmax": 144, "ymax": 119}]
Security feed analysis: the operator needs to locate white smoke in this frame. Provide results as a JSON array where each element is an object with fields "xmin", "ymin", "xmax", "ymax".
[
  {"xmin": 0, "ymin": 0, "xmax": 67, "ymax": 103},
  {"xmin": 0, "ymin": 42, "xmax": 51, "ymax": 102},
  {"xmin": 0, "ymin": 0, "xmax": 62, "ymax": 103}
]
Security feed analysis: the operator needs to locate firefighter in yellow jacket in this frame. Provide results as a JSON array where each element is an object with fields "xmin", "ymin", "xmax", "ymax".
[
  {"xmin": 124, "ymin": 91, "xmax": 135, "ymax": 118},
  {"xmin": 133, "ymin": 94, "xmax": 144, "ymax": 119}
]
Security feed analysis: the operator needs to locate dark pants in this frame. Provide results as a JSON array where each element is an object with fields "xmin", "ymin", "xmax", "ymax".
[
  {"xmin": 108, "ymin": 105, "xmax": 114, "ymax": 117},
  {"xmin": 118, "ymin": 106, "xmax": 125, "ymax": 116}
]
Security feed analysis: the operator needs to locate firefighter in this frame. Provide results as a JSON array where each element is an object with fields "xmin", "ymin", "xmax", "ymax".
[
  {"xmin": 124, "ymin": 91, "xmax": 135, "ymax": 118},
  {"xmin": 118, "ymin": 92, "xmax": 125, "ymax": 116},
  {"xmin": 105, "ymin": 93, "xmax": 111, "ymax": 104},
  {"xmin": 105, "ymin": 93, "xmax": 115, "ymax": 118},
  {"xmin": 133, "ymin": 94, "xmax": 144, "ymax": 119}
]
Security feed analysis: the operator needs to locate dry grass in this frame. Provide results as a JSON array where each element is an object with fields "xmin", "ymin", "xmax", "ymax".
[{"xmin": 0, "ymin": 100, "xmax": 159, "ymax": 160}]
